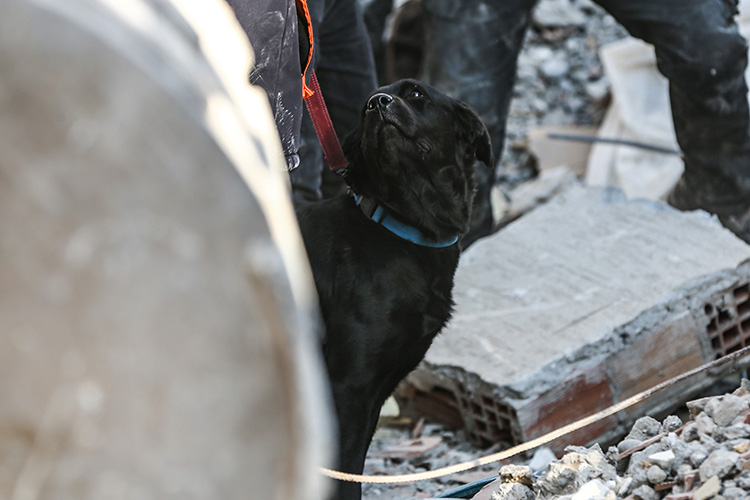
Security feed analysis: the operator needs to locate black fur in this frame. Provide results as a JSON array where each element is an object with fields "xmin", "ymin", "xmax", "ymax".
[{"xmin": 296, "ymin": 79, "xmax": 491, "ymax": 500}]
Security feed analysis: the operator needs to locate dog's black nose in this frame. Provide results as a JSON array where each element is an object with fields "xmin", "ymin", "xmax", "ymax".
[{"xmin": 367, "ymin": 93, "xmax": 393, "ymax": 111}]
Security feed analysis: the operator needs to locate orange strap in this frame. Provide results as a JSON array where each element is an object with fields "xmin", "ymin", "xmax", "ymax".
[{"xmin": 296, "ymin": 0, "xmax": 314, "ymax": 98}]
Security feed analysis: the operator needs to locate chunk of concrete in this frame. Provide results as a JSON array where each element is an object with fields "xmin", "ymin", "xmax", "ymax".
[
  {"xmin": 403, "ymin": 186, "xmax": 750, "ymax": 448},
  {"xmin": 0, "ymin": 1, "xmax": 331, "ymax": 499}
]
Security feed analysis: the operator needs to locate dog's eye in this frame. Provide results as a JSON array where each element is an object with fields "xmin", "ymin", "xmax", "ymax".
[{"xmin": 408, "ymin": 87, "xmax": 424, "ymax": 99}]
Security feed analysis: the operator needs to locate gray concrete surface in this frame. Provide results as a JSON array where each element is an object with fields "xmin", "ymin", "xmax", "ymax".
[
  {"xmin": 406, "ymin": 186, "xmax": 750, "ymax": 446},
  {"xmin": 0, "ymin": 1, "xmax": 331, "ymax": 499}
]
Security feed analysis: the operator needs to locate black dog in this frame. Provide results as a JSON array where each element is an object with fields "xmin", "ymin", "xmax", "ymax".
[{"xmin": 296, "ymin": 79, "xmax": 491, "ymax": 500}]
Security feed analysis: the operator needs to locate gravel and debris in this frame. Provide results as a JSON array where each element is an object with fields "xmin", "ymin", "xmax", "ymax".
[
  {"xmin": 487, "ymin": 380, "xmax": 750, "ymax": 500},
  {"xmin": 363, "ymin": 379, "xmax": 750, "ymax": 499},
  {"xmin": 497, "ymin": 0, "xmax": 626, "ymax": 187}
]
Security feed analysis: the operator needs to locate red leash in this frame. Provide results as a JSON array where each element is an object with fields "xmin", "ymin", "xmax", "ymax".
[{"xmin": 304, "ymin": 71, "xmax": 348, "ymax": 172}]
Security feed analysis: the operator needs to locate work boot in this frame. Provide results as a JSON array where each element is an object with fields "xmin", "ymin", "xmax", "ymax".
[
  {"xmin": 668, "ymin": 177, "xmax": 750, "ymax": 244},
  {"xmin": 718, "ymin": 210, "xmax": 750, "ymax": 244}
]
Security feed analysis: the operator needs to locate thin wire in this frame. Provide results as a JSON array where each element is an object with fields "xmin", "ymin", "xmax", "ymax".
[{"xmin": 546, "ymin": 132, "xmax": 682, "ymax": 156}]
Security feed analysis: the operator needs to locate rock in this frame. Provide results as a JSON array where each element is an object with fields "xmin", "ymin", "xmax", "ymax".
[
  {"xmin": 632, "ymin": 484, "xmax": 658, "ymax": 500},
  {"xmin": 616, "ymin": 477, "xmax": 632, "ymax": 496},
  {"xmin": 687, "ymin": 397, "xmax": 712, "ymax": 419},
  {"xmin": 529, "ymin": 447, "xmax": 557, "ymax": 473},
  {"xmin": 696, "ymin": 412, "xmax": 718, "ymax": 438},
  {"xmin": 627, "ymin": 417, "xmax": 662, "ymax": 441},
  {"xmin": 527, "ymin": 46, "xmax": 555, "ymax": 64},
  {"xmin": 570, "ymin": 479, "xmax": 612, "ymax": 500},
  {"xmin": 693, "ymin": 475, "xmax": 721, "ymax": 500},
  {"xmin": 499, "ymin": 464, "xmax": 533, "ymax": 486},
  {"xmin": 723, "ymin": 486, "xmax": 746, "ymax": 499},
  {"xmin": 737, "ymin": 469, "xmax": 750, "ymax": 489},
  {"xmin": 691, "ymin": 449, "xmax": 709, "ymax": 468},
  {"xmin": 646, "ymin": 465, "xmax": 667, "ymax": 484},
  {"xmin": 539, "ymin": 464, "xmax": 578, "ymax": 496},
  {"xmin": 584, "ymin": 79, "xmax": 609, "ymax": 102},
  {"xmin": 532, "ymin": 0, "xmax": 587, "ymax": 28},
  {"xmin": 491, "ymin": 482, "xmax": 536, "ymax": 500},
  {"xmin": 661, "ymin": 415, "xmax": 684, "ymax": 433},
  {"xmin": 617, "ymin": 439, "xmax": 643, "ymax": 454},
  {"xmin": 541, "ymin": 56, "xmax": 570, "ymax": 79},
  {"xmin": 682, "ymin": 422, "xmax": 700, "ymax": 442},
  {"xmin": 706, "ymin": 395, "xmax": 749, "ymax": 427},
  {"xmin": 648, "ymin": 450, "xmax": 675, "ymax": 470},
  {"xmin": 722, "ymin": 424, "xmax": 750, "ymax": 441},
  {"xmin": 700, "ymin": 449, "xmax": 739, "ymax": 479}
]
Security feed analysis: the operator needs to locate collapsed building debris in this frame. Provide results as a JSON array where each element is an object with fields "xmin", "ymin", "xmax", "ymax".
[
  {"xmin": 397, "ymin": 186, "xmax": 750, "ymax": 451},
  {"xmin": 481, "ymin": 380, "xmax": 750, "ymax": 500}
]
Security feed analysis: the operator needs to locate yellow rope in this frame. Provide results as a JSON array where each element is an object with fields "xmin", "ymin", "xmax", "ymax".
[{"xmin": 322, "ymin": 345, "xmax": 750, "ymax": 484}]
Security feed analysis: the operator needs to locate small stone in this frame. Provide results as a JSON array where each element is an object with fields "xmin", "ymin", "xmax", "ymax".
[
  {"xmin": 646, "ymin": 465, "xmax": 667, "ymax": 484},
  {"xmin": 571, "ymin": 479, "xmax": 611, "ymax": 500},
  {"xmin": 605, "ymin": 446, "xmax": 618, "ymax": 464},
  {"xmin": 693, "ymin": 475, "xmax": 721, "ymax": 500},
  {"xmin": 616, "ymin": 477, "xmax": 632, "ymax": 495},
  {"xmin": 696, "ymin": 412, "xmax": 718, "ymax": 438},
  {"xmin": 648, "ymin": 450, "xmax": 675, "ymax": 470},
  {"xmin": 722, "ymin": 424, "xmax": 750, "ymax": 440},
  {"xmin": 707, "ymin": 395, "xmax": 749, "ymax": 427},
  {"xmin": 528, "ymin": 447, "xmax": 557, "ymax": 473},
  {"xmin": 627, "ymin": 417, "xmax": 661, "ymax": 441},
  {"xmin": 700, "ymin": 449, "xmax": 739, "ymax": 479},
  {"xmin": 687, "ymin": 397, "xmax": 712, "ymax": 419},
  {"xmin": 723, "ymin": 486, "xmax": 746, "ymax": 500},
  {"xmin": 618, "ymin": 439, "xmax": 643, "ymax": 454},
  {"xmin": 661, "ymin": 415, "xmax": 683, "ymax": 433},
  {"xmin": 541, "ymin": 57, "xmax": 570, "ymax": 79},
  {"xmin": 491, "ymin": 482, "xmax": 535, "ymax": 500},
  {"xmin": 499, "ymin": 464, "xmax": 533, "ymax": 486},
  {"xmin": 538, "ymin": 463, "xmax": 577, "ymax": 495},
  {"xmin": 737, "ymin": 470, "xmax": 750, "ymax": 489},
  {"xmin": 734, "ymin": 440, "xmax": 750, "ymax": 453},
  {"xmin": 585, "ymin": 80, "xmax": 609, "ymax": 103},
  {"xmin": 632, "ymin": 484, "xmax": 658, "ymax": 500},
  {"xmin": 532, "ymin": 0, "xmax": 587, "ymax": 28},
  {"xmin": 676, "ymin": 463, "xmax": 694, "ymax": 482},
  {"xmin": 699, "ymin": 434, "xmax": 718, "ymax": 449},
  {"xmin": 687, "ymin": 444, "xmax": 708, "ymax": 468},
  {"xmin": 527, "ymin": 46, "xmax": 554, "ymax": 64},
  {"xmin": 682, "ymin": 422, "xmax": 699, "ymax": 442}
]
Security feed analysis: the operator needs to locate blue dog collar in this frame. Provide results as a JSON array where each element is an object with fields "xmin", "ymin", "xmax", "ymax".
[{"xmin": 352, "ymin": 192, "xmax": 459, "ymax": 248}]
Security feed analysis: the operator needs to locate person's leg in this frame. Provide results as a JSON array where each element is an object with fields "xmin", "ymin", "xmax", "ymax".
[
  {"xmin": 225, "ymin": 0, "xmax": 303, "ymax": 171},
  {"xmin": 420, "ymin": 0, "xmax": 536, "ymax": 244},
  {"xmin": 291, "ymin": 0, "xmax": 378, "ymax": 204},
  {"xmin": 596, "ymin": 0, "xmax": 750, "ymax": 241}
]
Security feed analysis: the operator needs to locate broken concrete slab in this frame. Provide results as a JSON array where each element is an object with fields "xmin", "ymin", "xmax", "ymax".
[{"xmin": 400, "ymin": 186, "xmax": 750, "ymax": 450}]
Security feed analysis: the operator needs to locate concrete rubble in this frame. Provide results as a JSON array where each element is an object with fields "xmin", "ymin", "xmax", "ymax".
[
  {"xmin": 481, "ymin": 381, "xmax": 750, "ymax": 500},
  {"xmin": 400, "ymin": 185, "xmax": 750, "ymax": 451}
]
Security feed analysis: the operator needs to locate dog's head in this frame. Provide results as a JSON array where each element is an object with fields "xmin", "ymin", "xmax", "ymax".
[{"xmin": 343, "ymin": 79, "xmax": 492, "ymax": 242}]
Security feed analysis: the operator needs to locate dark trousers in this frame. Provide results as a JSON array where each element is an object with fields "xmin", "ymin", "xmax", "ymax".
[
  {"xmin": 290, "ymin": 0, "xmax": 378, "ymax": 205},
  {"xmin": 226, "ymin": 0, "xmax": 304, "ymax": 171},
  {"xmin": 421, "ymin": 0, "xmax": 750, "ymax": 215}
]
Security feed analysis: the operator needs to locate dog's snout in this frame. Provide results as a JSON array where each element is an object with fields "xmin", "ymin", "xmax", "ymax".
[{"xmin": 367, "ymin": 93, "xmax": 393, "ymax": 111}]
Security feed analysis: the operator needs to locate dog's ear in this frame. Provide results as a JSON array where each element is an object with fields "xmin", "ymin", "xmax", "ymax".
[{"xmin": 455, "ymin": 100, "xmax": 493, "ymax": 168}]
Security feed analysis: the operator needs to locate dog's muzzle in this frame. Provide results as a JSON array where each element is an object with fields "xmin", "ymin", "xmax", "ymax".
[{"xmin": 367, "ymin": 93, "xmax": 393, "ymax": 111}]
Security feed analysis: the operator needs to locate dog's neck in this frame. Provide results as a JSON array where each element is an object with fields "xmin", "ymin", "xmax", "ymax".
[{"xmin": 351, "ymin": 192, "xmax": 460, "ymax": 248}]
